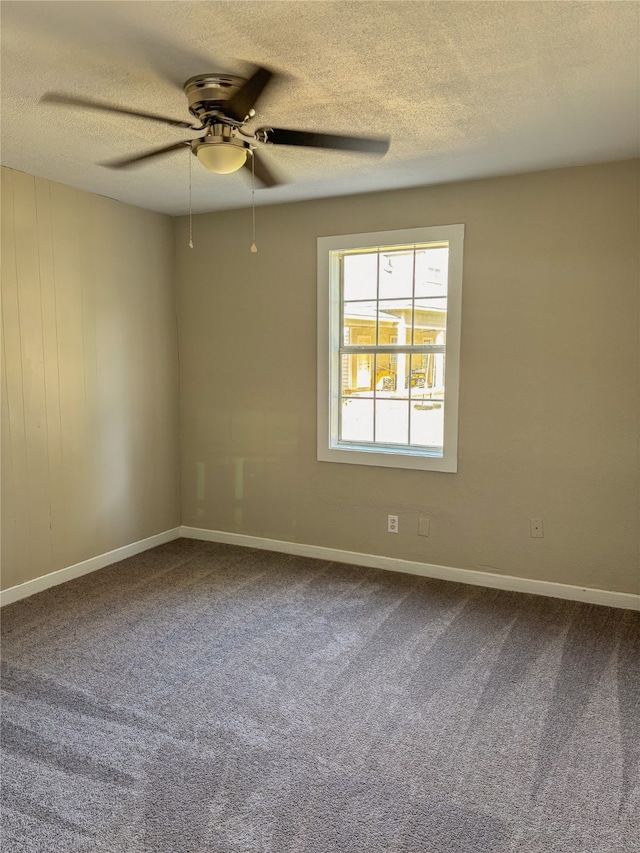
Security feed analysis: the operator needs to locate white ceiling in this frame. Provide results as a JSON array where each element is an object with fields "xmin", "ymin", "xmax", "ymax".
[{"xmin": 2, "ymin": 1, "xmax": 639, "ymax": 215}]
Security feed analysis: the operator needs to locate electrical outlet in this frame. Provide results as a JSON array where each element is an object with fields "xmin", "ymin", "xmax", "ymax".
[
  {"xmin": 418, "ymin": 516, "xmax": 430, "ymax": 537},
  {"xmin": 530, "ymin": 518, "xmax": 544, "ymax": 538},
  {"xmin": 388, "ymin": 514, "xmax": 399, "ymax": 534}
]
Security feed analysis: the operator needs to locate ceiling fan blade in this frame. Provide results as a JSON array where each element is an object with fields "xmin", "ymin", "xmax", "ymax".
[
  {"xmin": 258, "ymin": 127, "xmax": 389, "ymax": 154},
  {"xmin": 225, "ymin": 66, "xmax": 274, "ymax": 121},
  {"xmin": 102, "ymin": 141, "xmax": 192, "ymax": 169},
  {"xmin": 243, "ymin": 151, "xmax": 282, "ymax": 188},
  {"xmin": 41, "ymin": 93, "xmax": 195, "ymax": 129}
]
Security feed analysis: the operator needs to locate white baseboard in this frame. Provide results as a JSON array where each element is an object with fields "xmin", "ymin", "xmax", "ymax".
[
  {"xmin": 0, "ymin": 527, "xmax": 182, "ymax": 607},
  {"xmin": 181, "ymin": 526, "xmax": 640, "ymax": 611},
  {"xmin": 3, "ymin": 524, "xmax": 637, "ymax": 612}
]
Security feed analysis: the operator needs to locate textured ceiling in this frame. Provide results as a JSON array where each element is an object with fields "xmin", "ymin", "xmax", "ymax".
[{"xmin": 1, "ymin": 1, "xmax": 639, "ymax": 215}]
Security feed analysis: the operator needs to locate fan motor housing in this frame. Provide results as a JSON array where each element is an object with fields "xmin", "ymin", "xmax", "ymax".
[
  {"xmin": 192, "ymin": 130, "xmax": 251, "ymax": 154},
  {"xmin": 183, "ymin": 74, "xmax": 246, "ymax": 122}
]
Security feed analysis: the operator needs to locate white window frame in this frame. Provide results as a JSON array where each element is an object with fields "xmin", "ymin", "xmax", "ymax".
[{"xmin": 317, "ymin": 224, "xmax": 464, "ymax": 473}]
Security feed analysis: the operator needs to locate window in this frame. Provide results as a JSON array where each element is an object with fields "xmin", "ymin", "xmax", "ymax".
[{"xmin": 317, "ymin": 225, "xmax": 464, "ymax": 472}]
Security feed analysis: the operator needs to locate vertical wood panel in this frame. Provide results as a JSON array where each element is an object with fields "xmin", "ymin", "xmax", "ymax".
[
  {"xmin": 35, "ymin": 177, "xmax": 65, "ymax": 571},
  {"xmin": 1, "ymin": 170, "xmax": 18, "ymax": 580},
  {"xmin": 1, "ymin": 328, "xmax": 16, "ymax": 578},
  {"xmin": 1, "ymin": 169, "xmax": 31, "ymax": 588},
  {"xmin": 78, "ymin": 192, "xmax": 103, "ymax": 555},
  {"xmin": 130, "ymin": 212, "xmax": 156, "ymax": 537},
  {"xmin": 49, "ymin": 182, "xmax": 89, "ymax": 568},
  {"xmin": 92, "ymin": 199, "xmax": 134, "ymax": 552},
  {"xmin": 118, "ymin": 207, "xmax": 144, "ymax": 545},
  {"xmin": 12, "ymin": 171, "xmax": 53, "ymax": 580},
  {"xmin": 147, "ymin": 220, "xmax": 179, "ymax": 523}
]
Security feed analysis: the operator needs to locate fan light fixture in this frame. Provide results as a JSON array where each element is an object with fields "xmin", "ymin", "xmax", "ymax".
[{"xmin": 195, "ymin": 139, "xmax": 248, "ymax": 174}]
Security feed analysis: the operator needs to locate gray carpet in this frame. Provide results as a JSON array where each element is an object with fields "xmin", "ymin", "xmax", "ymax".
[{"xmin": 1, "ymin": 539, "xmax": 638, "ymax": 852}]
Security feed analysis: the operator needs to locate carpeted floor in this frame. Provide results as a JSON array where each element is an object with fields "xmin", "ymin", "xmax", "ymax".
[{"xmin": 1, "ymin": 538, "xmax": 638, "ymax": 852}]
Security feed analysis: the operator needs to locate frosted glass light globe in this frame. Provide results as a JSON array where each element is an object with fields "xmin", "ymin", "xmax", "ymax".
[{"xmin": 196, "ymin": 142, "xmax": 247, "ymax": 174}]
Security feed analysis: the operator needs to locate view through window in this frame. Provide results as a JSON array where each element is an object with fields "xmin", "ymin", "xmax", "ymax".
[{"xmin": 340, "ymin": 243, "xmax": 448, "ymax": 450}]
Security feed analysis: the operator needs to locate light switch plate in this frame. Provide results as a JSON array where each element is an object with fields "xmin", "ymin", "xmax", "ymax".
[{"xmin": 418, "ymin": 516, "xmax": 430, "ymax": 537}]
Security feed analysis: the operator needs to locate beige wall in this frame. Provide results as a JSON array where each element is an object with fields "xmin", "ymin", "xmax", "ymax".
[
  {"xmin": 1, "ymin": 167, "xmax": 181, "ymax": 590},
  {"xmin": 3, "ymin": 161, "xmax": 637, "ymax": 596},
  {"xmin": 176, "ymin": 159, "xmax": 640, "ymax": 594}
]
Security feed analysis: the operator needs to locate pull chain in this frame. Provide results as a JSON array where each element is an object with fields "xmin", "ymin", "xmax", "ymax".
[
  {"xmin": 188, "ymin": 145, "xmax": 194, "ymax": 249},
  {"xmin": 250, "ymin": 151, "xmax": 257, "ymax": 253}
]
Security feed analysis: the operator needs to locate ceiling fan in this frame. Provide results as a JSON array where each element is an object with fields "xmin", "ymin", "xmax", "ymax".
[{"xmin": 41, "ymin": 66, "xmax": 390, "ymax": 187}]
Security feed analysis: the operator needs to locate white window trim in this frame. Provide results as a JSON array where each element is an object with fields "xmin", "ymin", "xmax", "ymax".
[{"xmin": 317, "ymin": 224, "xmax": 464, "ymax": 473}]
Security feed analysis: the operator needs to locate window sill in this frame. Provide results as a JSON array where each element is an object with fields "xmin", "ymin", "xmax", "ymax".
[{"xmin": 318, "ymin": 443, "xmax": 458, "ymax": 473}]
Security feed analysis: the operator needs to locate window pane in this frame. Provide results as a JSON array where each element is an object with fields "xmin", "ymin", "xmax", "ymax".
[
  {"xmin": 343, "ymin": 253, "xmax": 378, "ymax": 301},
  {"xmin": 378, "ymin": 355, "xmax": 410, "ymax": 397},
  {"xmin": 415, "ymin": 247, "xmax": 449, "ymax": 298},
  {"xmin": 412, "ymin": 329, "xmax": 446, "ymax": 349},
  {"xmin": 376, "ymin": 300, "xmax": 409, "ymax": 345},
  {"xmin": 414, "ymin": 299, "xmax": 447, "ymax": 345},
  {"xmin": 341, "ymin": 353, "xmax": 374, "ymax": 395},
  {"xmin": 410, "ymin": 398, "xmax": 445, "ymax": 448},
  {"xmin": 410, "ymin": 346, "xmax": 445, "ymax": 446},
  {"xmin": 378, "ymin": 250, "xmax": 414, "ymax": 299},
  {"xmin": 343, "ymin": 302, "xmax": 377, "ymax": 345},
  {"xmin": 341, "ymin": 398, "xmax": 374, "ymax": 442},
  {"xmin": 374, "ymin": 353, "xmax": 403, "ymax": 396},
  {"xmin": 375, "ymin": 399, "xmax": 409, "ymax": 445},
  {"xmin": 410, "ymin": 352, "xmax": 445, "ymax": 396}
]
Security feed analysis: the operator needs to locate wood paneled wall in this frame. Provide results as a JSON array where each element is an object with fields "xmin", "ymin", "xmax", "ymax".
[{"xmin": 1, "ymin": 168, "xmax": 181, "ymax": 590}]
